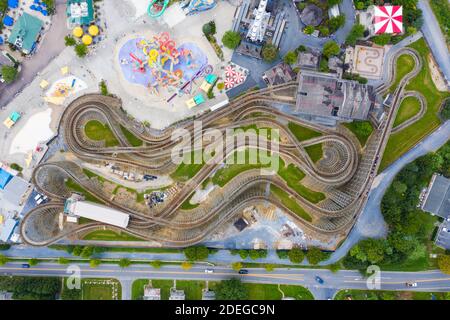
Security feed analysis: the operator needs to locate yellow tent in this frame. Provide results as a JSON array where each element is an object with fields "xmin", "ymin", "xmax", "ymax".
[
  {"xmin": 73, "ymin": 27, "xmax": 83, "ymax": 38},
  {"xmin": 82, "ymin": 34, "xmax": 93, "ymax": 46},
  {"xmin": 0, "ymin": 214, "xmax": 3, "ymax": 224},
  {"xmin": 88, "ymin": 25, "xmax": 99, "ymax": 36},
  {"xmin": 39, "ymin": 80, "xmax": 49, "ymax": 89},
  {"xmin": 60, "ymin": 66, "xmax": 69, "ymax": 75}
]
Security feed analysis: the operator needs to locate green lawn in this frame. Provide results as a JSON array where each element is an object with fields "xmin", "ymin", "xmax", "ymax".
[
  {"xmin": 393, "ymin": 96, "xmax": 422, "ymax": 128},
  {"xmin": 180, "ymin": 193, "xmax": 199, "ymax": 210},
  {"xmin": 270, "ymin": 185, "xmax": 312, "ymax": 222},
  {"xmin": 380, "ymin": 38, "xmax": 450, "ymax": 171},
  {"xmin": 84, "ymin": 120, "xmax": 119, "ymax": 147},
  {"xmin": 120, "ymin": 125, "xmax": 143, "ymax": 147},
  {"xmin": 65, "ymin": 178, "xmax": 104, "ymax": 204},
  {"xmin": 277, "ymin": 160, "xmax": 325, "ymax": 204},
  {"xmin": 81, "ymin": 279, "xmax": 121, "ymax": 300},
  {"xmin": 288, "ymin": 122, "xmax": 322, "ymax": 142},
  {"xmin": 82, "ymin": 229, "xmax": 144, "ymax": 241},
  {"xmin": 388, "ymin": 54, "xmax": 416, "ymax": 93},
  {"xmin": 305, "ymin": 143, "xmax": 323, "ymax": 163},
  {"xmin": 343, "ymin": 121, "xmax": 374, "ymax": 147},
  {"xmin": 170, "ymin": 150, "xmax": 205, "ymax": 182},
  {"xmin": 335, "ymin": 289, "xmax": 449, "ymax": 300},
  {"xmin": 245, "ymin": 283, "xmax": 314, "ymax": 300}
]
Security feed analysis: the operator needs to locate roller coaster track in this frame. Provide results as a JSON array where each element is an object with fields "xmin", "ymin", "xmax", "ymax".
[{"xmin": 21, "ymin": 49, "xmax": 423, "ymax": 247}]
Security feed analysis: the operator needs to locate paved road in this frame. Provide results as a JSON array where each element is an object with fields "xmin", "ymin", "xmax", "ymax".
[
  {"xmin": 0, "ymin": 0, "xmax": 67, "ymax": 107},
  {"xmin": 1, "ymin": 262, "xmax": 449, "ymax": 300},
  {"xmin": 417, "ymin": 0, "xmax": 450, "ymax": 86}
]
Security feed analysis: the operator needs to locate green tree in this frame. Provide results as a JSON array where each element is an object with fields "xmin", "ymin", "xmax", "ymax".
[
  {"xmin": 150, "ymin": 260, "xmax": 162, "ymax": 269},
  {"xmin": 327, "ymin": 0, "xmax": 342, "ymax": 5},
  {"xmin": 264, "ymin": 264, "xmax": 275, "ymax": 272},
  {"xmin": 0, "ymin": 254, "xmax": 9, "ymax": 265},
  {"xmin": 1, "ymin": 65, "xmax": 18, "ymax": 84},
  {"xmin": 438, "ymin": 255, "xmax": 450, "ymax": 274},
  {"xmin": 238, "ymin": 249, "xmax": 249, "ymax": 259},
  {"xmin": 318, "ymin": 26, "xmax": 330, "ymax": 36},
  {"xmin": 202, "ymin": 21, "xmax": 216, "ymax": 37},
  {"xmin": 346, "ymin": 24, "xmax": 365, "ymax": 45},
  {"xmin": 441, "ymin": 100, "xmax": 450, "ymax": 120},
  {"xmin": 89, "ymin": 259, "xmax": 101, "ymax": 268},
  {"xmin": 215, "ymin": 278, "xmax": 248, "ymax": 300},
  {"xmin": 328, "ymin": 15, "xmax": 346, "ymax": 33},
  {"xmin": 118, "ymin": 258, "xmax": 131, "ymax": 268},
  {"xmin": 64, "ymin": 35, "xmax": 76, "ymax": 46},
  {"xmin": 28, "ymin": 259, "xmax": 38, "ymax": 266},
  {"xmin": 288, "ymin": 248, "xmax": 305, "ymax": 264},
  {"xmin": 283, "ymin": 51, "xmax": 297, "ymax": 65},
  {"xmin": 74, "ymin": 44, "xmax": 88, "ymax": 58},
  {"xmin": 99, "ymin": 80, "xmax": 109, "ymax": 96},
  {"xmin": 261, "ymin": 43, "xmax": 279, "ymax": 62},
  {"xmin": 58, "ymin": 258, "xmax": 69, "ymax": 264},
  {"xmin": 322, "ymin": 41, "xmax": 340, "ymax": 57},
  {"xmin": 372, "ymin": 34, "xmax": 392, "ymax": 46},
  {"xmin": 72, "ymin": 246, "xmax": 83, "ymax": 256},
  {"xmin": 356, "ymin": 2, "xmax": 365, "ymax": 10},
  {"xmin": 42, "ymin": 0, "xmax": 55, "ymax": 14},
  {"xmin": 231, "ymin": 261, "xmax": 243, "ymax": 271},
  {"xmin": 303, "ymin": 25, "xmax": 315, "ymax": 35},
  {"xmin": 80, "ymin": 246, "xmax": 94, "ymax": 259},
  {"xmin": 184, "ymin": 246, "xmax": 209, "ymax": 261},
  {"xmin": 306, "ymin": 247, "xmax": 326, "ymax": 265},
  {"xmin": 222, "ymin": 31, "xmax": 241, "ymax": 49},
  {"xmin": 0, "ymin": 0, "xmax": 8, "ymax": 12}
]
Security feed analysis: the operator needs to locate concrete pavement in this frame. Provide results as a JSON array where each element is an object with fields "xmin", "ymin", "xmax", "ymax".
[{"xmin": 1, "ymin": 261, "xmax": 450, "ymax": 300}]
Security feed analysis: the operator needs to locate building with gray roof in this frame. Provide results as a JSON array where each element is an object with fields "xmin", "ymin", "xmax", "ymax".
[{"xmin": 422, "ymin": 174, "xmax": 450, "ymax": 219}]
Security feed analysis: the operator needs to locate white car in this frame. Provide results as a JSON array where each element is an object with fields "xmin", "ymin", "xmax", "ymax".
[{"xmin": 204, "ymin": 269, "xmax": 214, "ymax": 273}]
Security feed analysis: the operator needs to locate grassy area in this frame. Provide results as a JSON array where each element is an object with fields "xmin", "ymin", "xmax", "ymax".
[
  {"xmin": 343, "ymin": 121, "xmax": 374, "ymax": 147},
  {"xmin": 245, "ymin": 283, "xmax": 314, "ymax": 300},
  {"xmin": 429, "ymin": 0, "xmax": 450, "ymax": 42},
  {"xmin": 170, "ymin": 150, "xmax": 205, "ymax": 182},
  {"xmin": 120, "ymin": 125, "xmax": 143, "ymax": 147},
  {"xmin": 393, "ymin": 96, "xmax": 422, "ymax": 128},
  {"xmin": 84, "ymin": 120, "xmax": 119, "ymax": 147},
  {"xmin": 288, "ymin": 122, "xmax": 322, "ymax": 142},
  {"xmin": 388, "ymin": 54, "xmax": 416, "ymax": 93},
  {"xmin": 380, "ymin": 39, "xmax": 450, "ymax": 171},
  {"xmin": 81, "ymin": 279, "xmax": 121, "ymax": 300},
  {"xmin": 179, "ymin": 193, "xmax": 199, "ymax": 210},
  {"xmin": 82, "ymin": 229, "xmax": 144, "ymax": 241},
  {"xmin": 270, "ymin": 185, "xmax": 312, "ymax": 222},
  {"xmin": 65, "ymin": 178, "xmax": 104, "ymax": 204},
  {"xmin": 277, "ymin": 160, "xmax": 325, "ymax": 203},
  {"xmin": 335, "ymin": 289, "xmax": 449, "ymax": 300},
  {"xmin": 305, "ymin": 143, "xmax": 323, "ymax": 163}
]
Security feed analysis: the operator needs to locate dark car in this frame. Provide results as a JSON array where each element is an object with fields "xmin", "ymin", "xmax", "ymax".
[
  {"xmin": 21, "ymin": 264, "xmax": 30, "ymax": 269},
  {"xmin": 238, "ymin": 269, "xmax": 249, "ymax": 275},
  {"xmin": 315, "ymin": 276, "xmax": 324, "ymax": 284}
]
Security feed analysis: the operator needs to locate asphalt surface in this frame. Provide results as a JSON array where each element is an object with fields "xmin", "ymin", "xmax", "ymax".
[
  {"xmin": 1, "ymin": 262, "xmax": 450, "ymax": 300},
  {"xmin": 417, "ymin": 0, "xmax": 450, "ymax": 85}
]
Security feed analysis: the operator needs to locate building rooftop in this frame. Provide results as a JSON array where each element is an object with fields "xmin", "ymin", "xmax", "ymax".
[
  {"xmin": 67, "ymin": 0, "xmax": 94, "ymax": 26},
  {"xmin": 296, "ymin": 71, "xmax": 375, "ymax": 120},
  {"xmin": 169, "ymin": 288, "xmax": 185, "ymax": 300},
  {"xmin": 263, "ymin": 62, "xmax": 296, "ymax": 86},
  {"xmin": 65, "ymin": 200, "xmax": 130, "ymax": 228},
  {"xmin": 0, "ymin": 218, "xmax": 18, "ymax": 242},
  {"xmin": 300, "ymin": 4, "xmax": 323, "ymax": 27},
  {"xmin": 422, "ymin": 174, "xmax": 450, "ymax": 218},
  {"xmin": 2, "ymin": 175, "xmax": 31, "ymax": 206},
  {"xmin": 8, "ymin": 13, "xmax": 43, "ymax": 54}
]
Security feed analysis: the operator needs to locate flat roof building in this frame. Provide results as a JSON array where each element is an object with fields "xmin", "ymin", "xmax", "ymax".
[
  {"xmin": 143, "ymin": 286, "xmax": 161, "ymax": 300},
  {"xmin": 169, "ymin": 288, "xmax": 185, "ymax": 300},
  {"xmin": 0, "ymin": 218, "xmax": 18, "ymax": 242},
  {"xmin": 67, "ymin": 0, "xmax": 94, "ymax": 28},
  {"xmin": 2, "ymin": 175, "xmax": 31, "ymax": 206},
  {"xmin": 263, "ymin": 62, "xmax": 296, "ymax": 86},
  {"xmin": 64, "ymin": 199, "xmax": 130, "ymax": 228},
  {"xmin": 8, "ymin": 13, "xmax": 44, "ymax": 55},
  {"xmin": 422, "ymin": 174, "xmax": 450, "ymax": 219},
  {"xmin": 295, "ymin": 70, "xmax": 376, "ymax": 124}
]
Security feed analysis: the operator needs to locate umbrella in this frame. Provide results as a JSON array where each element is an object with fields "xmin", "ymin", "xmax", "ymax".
[
  {"xmin": 233, "ymin": 72, "xmax": 244, "ymax": 84},
  {"xmin": 374, "ymin": 6, "xmax": 403, "ymax": 34},
  {"xmin": 225, "ymin": 65, "xmax": 235, "ymax": 77},
  {"xmin": 3, "ymin": 15, "xmax": 14, "ymax": 27},
  {"xmin": 224, "ymin": 77, "xmax": 235, "ymax": 89}
]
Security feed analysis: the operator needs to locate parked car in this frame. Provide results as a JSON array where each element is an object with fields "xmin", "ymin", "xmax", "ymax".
[
  {"xmin": 21, "ymin": 264, "xmax": 30, "ymax": 269},
  {"xmin": 315, "ymin": 276, "xmax": 324, "ymax": 284},
  {"xmin": 204, "ymin": 269, "xmax": 214, "ymax": 273},
  {"xmin": 238, "ymin": 269, "xmax": 249, "ymax": 275}
]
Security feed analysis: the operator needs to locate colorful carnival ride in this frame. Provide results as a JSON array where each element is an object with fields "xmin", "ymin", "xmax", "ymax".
[
  {"xmin": 181, "ymin": 0, "xmax": 216, "ymax": 15},
  {"xmin": 147, "ymin": 0, "xmax": 170, "ymax": 18},
  {"xmin": 119, "ymin": 32, "xmax": 210, "ymax": 99}
]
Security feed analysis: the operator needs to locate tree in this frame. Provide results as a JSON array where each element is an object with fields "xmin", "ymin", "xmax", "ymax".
[
  {"xmin": 231, "ymin": 261, "xmax": 243, "ymax": 271},
  {"xmin": 118, "ymin": 258, "xmax": 131, "ymax": 268},
  {"xmin": 80, "ymin": 246, "xmax": 94, "ymax": 259},
  {"xmin": 74, "ymin": 44, "xmax": 88, "ymax": 58},
  {"xmin": 318, "ymin": 26, "xmax": 330, "ymax": 36},
  {"xmin": 276, "ymin": 250, "xmax": 289, "ymax": 259},
  {"xmin": 58, "ymin": 258, "xmax": 69, "ymax": 264},
  {"xmin": 438, "ymin": 255, "xmax": 450, "ymax": 274},
  {"xmin": 283, "ymin": 51, "xmax": 297, "ymax": 65},
  {"xmin": 288, "ymin": 248, "xmax": 305, "ymax": 264},
  {"xmin": 1, "ymin": 65, "xmax": 18, "ymax": 84},
  {"xmin": 184, "ymin": 246, "xmax": 209, "ymax": 261},
  {"xmin": 261, "ymin": 43, "xmax": 279, "ymax": 62},
  {"xmin": 356, "ymin": 1, "xmax": 365, "ymax": 10},
  {"xmin": 264, "ymin": 264, "xmax": 275, "ymax": 272},
  {"xmin": 28, "ymin": 259, "xmax": 38, "ymax": 266},
  {"xmin": 42, "ymin": 0, "xmax": 55, "ymax": 14},
  {"xmin": 202, "ymin": 21, "xmax": 216, "ymax": 37},
  {"xmin": 327, "ymin": 0, "xmax": 342, "ymax": 5},
  {"xmin": 89, "ymin": 259, "xmax": 101, "ymax": 268},
  {"xmin": 215, "ymin": 278, "xmax": 248, "ymax": 300},
  {"xmin": 372, "ymin": 34, "xmax": 391, "ymax": 46},
  {"xmin": 303, "ymin": 25, "xmax": 315, "ymax": 35},
  {"xmin": 238, "ymin": 249, "xmax": 249, "ymax": 259},
  {"xmin": 181, "ymin": 261, "xmax": 192, "ymax": 270},
  {"xmin": 99, "ymin": 80, "xmax": 109, "ymax": 96},
  {"xmin": 346, "ymin": 24, "xmax": 365, "ymax": 45},
  {"xmin": 306, "ymin": 247, "xmax": 326, "ymax": 265},
  {"xmin": 0, "ymin": 254, "xmax": 9, "ymax": 266},
  {"xmin": 72, "ymin": 246, "xmax": 83, "ymax": 256},
  {"xmin": 150, "ymin": 260, "xmax": 162, "ymax": 269},
  {"xmin": 441, "ymin": 100, "xmax": 450, "ymax": 120},
  {"xmin": 0, "ymin": 0, "xmax": 8, "ymax": 12},
  {"xmin": 222, "ymin": 31, "xmax": 241, "ymax": 49},
  {"xmin": 328, "ymin": 15, "xmax": 346, "ymax": 33},
  {"xmin": 64, "ymin": 36, "xmax": 76, "ymax": 46},
  {"xmin": 323, "ymin": 41, "xmax": 340, "ymax": 57}
]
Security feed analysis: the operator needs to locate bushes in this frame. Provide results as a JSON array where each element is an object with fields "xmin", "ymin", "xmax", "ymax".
[
  {"xmin": 10, "ymin": 163, "xmax": 23, "ymax": 172},
  {"xmin": 303, "ymin": 25, "xmax": 315, "ymax": 35},
  {"xmin": 441, "ymin": 99, "xmax": 450, "ymax": 120},
  {"xmin": 235, "ymin": 249, "xmax": 268, "ymax": 260},
  {"xmin": 283, "ymin": 51, "xmax": 297, "ymax": 65},
  {"xmin": 372, "ymin": 34, "xmax": 392, "ymax": 46},
  {"xmin": 261, "ymin": 43, "xmax": 279, "ymax": 63},
  {"xmin": 215, "ymin": 278, "xmax": 248, "ymax": 300},
  {"xmin": 322, "ymin": 41, "xmax": 340, "ymax": 58},
  {"xmin": 288, "ymin": 248, "xmax": 305, "ymax": 264},
  {"xmin": 202, "ymin": 21, "xmax": 216, "ymax": 37},
  {"xmin": 184, "ymin": 245, "xmax": 210, "ymax": 261},
  {"xmin": 438, "ymin": 255, "xmax": 450, "ymax": 274},
  {"xmin": 345, "ymin": 24, "xmax": 365, "ymax": 45},
  {"xmin": 99, "ymin": 80, "xmax": 109, "ymax": 96},
  {"xmin": 75, "ymin": 44, "xmax": 88, "ymax": 58},
  {"xmin": 64, "ymin": 35, "xmax": 76, "ymax": 46},
  {"xmin": 0, "ymin": 276, "xmax": 60, "ymax": 300},
  {"xmin": 327, "ymin": 14, "xmax": 346, "ymax": 33},
  {"xmin": 306, "ymin": 247, "xmax": 327, "ymax": 265},
  {"xmin": 222, "ymin": 30, "xmax": 241, "ymax": 49},
  {"xmin": 1, "ymin": 65, "xmax": 18, "ymax": 84}
]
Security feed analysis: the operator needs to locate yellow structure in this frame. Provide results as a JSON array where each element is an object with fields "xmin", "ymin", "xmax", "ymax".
[
  {"xmin": 60, "ymin": 66, "xmax": 69, "ymax": 75},
  {"xmin": 73, "ymin": 27, "xmax": 83, "ymax": 38},
  {"xmin": 82, "ymin": 34, "xmax": 93, "ymax": 45},
  {"xmin": 88, "ymin": 25, "xmax": 99, "ymax": 36},
  {"xmin": 39, "ymin": 80, "xmax": 49, "ymax": 89}
]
